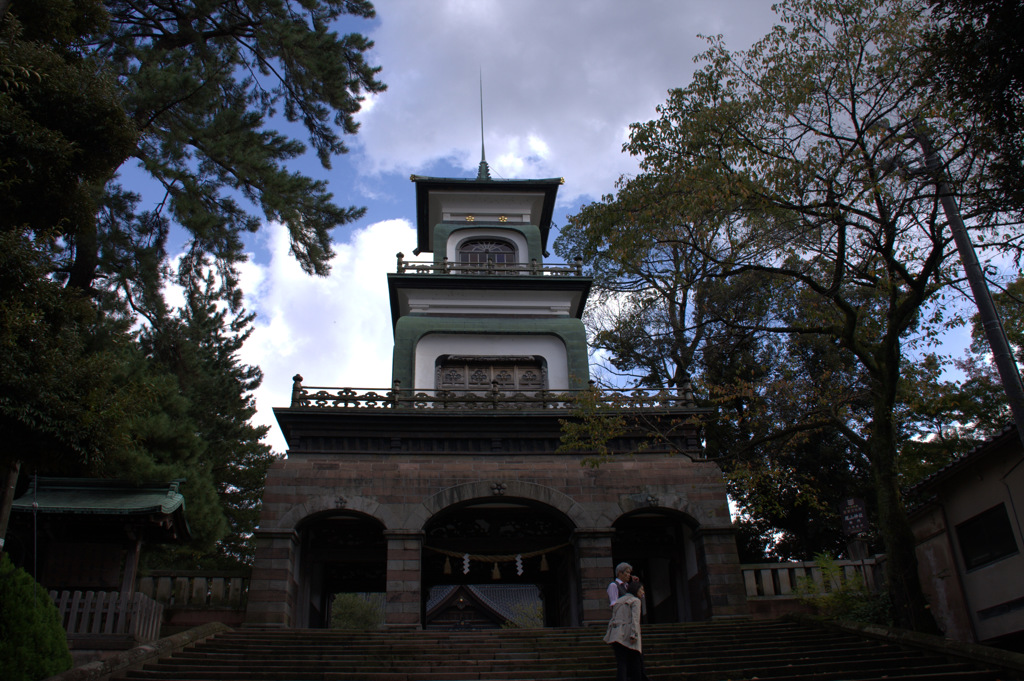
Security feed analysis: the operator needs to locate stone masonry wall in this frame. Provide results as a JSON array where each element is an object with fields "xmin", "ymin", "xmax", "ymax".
[{"xmin": 247, "ymin": 450, "xmax": 746, "ymax": 628}]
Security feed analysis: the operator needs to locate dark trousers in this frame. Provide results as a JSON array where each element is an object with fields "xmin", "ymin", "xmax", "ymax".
[{"xmin": 610, "ymin": 642, "xmax": 642, "ymax": 681}]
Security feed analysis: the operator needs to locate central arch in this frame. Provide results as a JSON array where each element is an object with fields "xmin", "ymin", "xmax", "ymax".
[{"xmin": 421, "ymin": 497, "xmax": 578, "ymax": 628}]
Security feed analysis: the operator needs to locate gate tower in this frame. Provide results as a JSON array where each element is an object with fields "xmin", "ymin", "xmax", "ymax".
[{"xmin": 246, "ymin": 161, "xmax": 747, "ymax": 629}]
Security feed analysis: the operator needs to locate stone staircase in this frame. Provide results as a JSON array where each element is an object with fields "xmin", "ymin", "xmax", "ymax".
[{"xmin": 119, "ymin": 619, "xmax": 1020, "ymax": 681}]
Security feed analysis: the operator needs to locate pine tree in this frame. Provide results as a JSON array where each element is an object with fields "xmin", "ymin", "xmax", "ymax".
[{"xmin": 139, "ymin": 274, "xmax": 276, "ymax": 566}]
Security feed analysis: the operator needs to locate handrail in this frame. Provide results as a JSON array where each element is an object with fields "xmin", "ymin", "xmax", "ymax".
[{"xmin": 396, "ymin": 252, "xmax": 584, "ymax": 276}]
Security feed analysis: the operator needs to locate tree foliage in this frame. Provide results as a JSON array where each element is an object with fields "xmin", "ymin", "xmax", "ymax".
[
  {"xmin": 559, "ymin": 0, "xmax": 1022, "ymax": 631},
  {"xmin": 905, "ymin": 275, "xmax": 1024, "ymax": 464},
  {"xmin": 139, "ymin": 274, "xmax": 276, "ymax": 566},
  {"xmin": 1, "ymin": 0, "xmax": 379, "ymax": 563},
  {"xmin": 0, "ymin": 0, "xmax": 137, "ymax": 244},
  {"xmin": 926, "ymin": 0, "xmax": 1024, "ymax": 214},
  {"xmin": 329, "ymin": 592, "xmax": 383, "ymax": 630},
  {"xmin": 8, "ymin": 0, "xmax": 387, "ymax": 305}
]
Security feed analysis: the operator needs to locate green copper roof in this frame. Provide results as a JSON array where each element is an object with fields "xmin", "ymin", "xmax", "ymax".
[{"xmin": 12, "ymin": 477, "xmax": 187, "ymax": 516}]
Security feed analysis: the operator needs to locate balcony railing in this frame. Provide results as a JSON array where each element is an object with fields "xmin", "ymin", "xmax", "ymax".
[
  {"xmin": 289, "ymin": 376, "xmax": 698, "ymax": 411},
  {"xmin": 396, "ymin": 253, "xmax": 584, "ymax": 276}
]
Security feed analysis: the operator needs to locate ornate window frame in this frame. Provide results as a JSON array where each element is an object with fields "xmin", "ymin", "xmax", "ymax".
[{"xmin": 435, "ymin": 355, "xmax": 548, "ymax": 392}]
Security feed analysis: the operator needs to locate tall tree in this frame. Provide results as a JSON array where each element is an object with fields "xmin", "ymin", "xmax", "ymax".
[
  {"xmin": 1, "ymin": 0, "xmax": 384, "ymax": 557},
  {"xmin": 139, "ymin": 274, "xmax": 276, "ymax": 567},
  {"xmin": 563, "ymin": 0, "xmax": 1021, "ymax": 631},
  {"xmin": 0, "ymin": 0, "xmax": 137, "ymax": 241},
  {"xmin": 555, "ymin": 176, "xmax": 743, "ymax": 390},
  {"xmin": 5, "ymin": 0, "xmax": 385, "ymax": 309},
  {"xmin": 0, "ymin": 0, "xmax": 137, "ymax": 544},
  {"xmin": 555, "ymin": 190, "xmax": 873, "ymax": 563}
]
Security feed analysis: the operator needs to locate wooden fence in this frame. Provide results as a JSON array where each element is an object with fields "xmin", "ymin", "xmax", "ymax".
[{"xmin": 50, "ymin": 590, "xmax": 164, "ymax": 643}]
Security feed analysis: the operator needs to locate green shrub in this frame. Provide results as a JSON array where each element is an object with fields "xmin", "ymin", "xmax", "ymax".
[
  {"xmin": 329, "ymin": 592, "xmax": 384, "ymax": 630},
  {"xmin": 795, "ymin": 552, "xmax": 892, "ymax": 625},
  {"xmin": 0, "ymin": 555, "xmax": 73, "ymax": 681}
]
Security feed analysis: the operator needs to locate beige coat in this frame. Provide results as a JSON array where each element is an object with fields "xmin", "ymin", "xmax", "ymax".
[{"xmin": 603, "ymin": 593, "xmax": 642, "ymax": 652}]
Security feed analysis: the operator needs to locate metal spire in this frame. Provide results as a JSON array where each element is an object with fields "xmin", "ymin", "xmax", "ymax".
[{"xmin": 476, "ymin": 69, "xmax": 491, "ymax": 181}]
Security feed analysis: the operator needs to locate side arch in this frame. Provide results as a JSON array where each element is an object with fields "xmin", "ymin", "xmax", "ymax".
[
  {"xmin": 292, "ymin": 508, "xmax": 389, "ymax": 628},
  {"xmin": 275, "ymin": 494, "xmax": 396, "ymax": 533},
  {"xmin": 611, "ymin": 506, "xmax": 705, "ymax": 623}
]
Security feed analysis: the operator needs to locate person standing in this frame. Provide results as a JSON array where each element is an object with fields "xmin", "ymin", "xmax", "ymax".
[
  {"xmin": 607, "ymin": 562, "xmax": 633, "ymax": 606},
  {"xmin": 604, "ymin": 579, "xmax": 644, "ymax": 681}
]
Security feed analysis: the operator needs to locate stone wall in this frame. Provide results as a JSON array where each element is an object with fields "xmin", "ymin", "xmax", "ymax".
[{"xmin": 247, "ymin": 444, "xmax": 747, "ymax": 628}]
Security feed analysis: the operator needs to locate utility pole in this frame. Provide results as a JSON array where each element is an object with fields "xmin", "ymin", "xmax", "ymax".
[{"xmin": 913, "ymin": 124, "xmax": 1024, "ymax": 448}]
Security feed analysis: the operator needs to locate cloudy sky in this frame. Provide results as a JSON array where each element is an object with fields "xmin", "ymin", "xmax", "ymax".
[{"xmin": 226, "ymin": 1, "xmax": 798, "ymax": 452}]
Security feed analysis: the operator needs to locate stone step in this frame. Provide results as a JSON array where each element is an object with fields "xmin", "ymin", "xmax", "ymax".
[
  {"xmin": 121, "ymin": 620, "xmax": 1014, "ymax": 681},
  {"xmin": 167, "ymin": 640, "xmax": 911, "ymax": 666}
]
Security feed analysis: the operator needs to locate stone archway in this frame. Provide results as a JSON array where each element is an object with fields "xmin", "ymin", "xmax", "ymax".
[
  {"xmin": 421, "ymin": 496, "xmax": 578, "ymax": 628},
  {"xmin": 294, "ymin": 510, "xmax": 387, "ymax": 628},
  {"xmin": 612, "ymin": 508, "xmax": 702, "ymax": 623}
]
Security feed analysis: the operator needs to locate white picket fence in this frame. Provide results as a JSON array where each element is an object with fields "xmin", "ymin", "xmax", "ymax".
[{"xmin": 50, "ymin": 590, "xmax": 164, "ymax": 643}]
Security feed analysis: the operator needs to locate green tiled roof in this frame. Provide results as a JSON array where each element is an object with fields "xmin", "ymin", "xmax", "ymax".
[{"xmin": 12, "ymin": 477, "xmax": 186, "ymax": 516}]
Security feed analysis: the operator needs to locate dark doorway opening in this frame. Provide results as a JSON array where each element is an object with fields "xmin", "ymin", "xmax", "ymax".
[
  {"xmin": 612, "ymin": 510, "xmax": 702, "ymax": 623},
  {"xmin": 296, "ymin": 511, "xmax": 386, "ymax": 628}
]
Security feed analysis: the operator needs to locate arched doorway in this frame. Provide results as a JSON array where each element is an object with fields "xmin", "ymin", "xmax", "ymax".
[
  {"xmin": 421, "ymin": 498, "xmax": 577, "ymax": 628},
  {"xmin": 612, "ymin": 509, "xmax": 702, "ymax": 623},
  {"xmin": 295, "ymin": 511, "xmax": 387, "ymax": 628}
]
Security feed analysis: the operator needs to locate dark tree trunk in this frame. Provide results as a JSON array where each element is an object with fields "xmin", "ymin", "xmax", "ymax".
[
  {"xmin": 869, "ymin": 352, "xmax": 939, "ymax": 633},
  {"xmin": 66, "ymin": 220, "xmax": 99, "ymax": 293}
]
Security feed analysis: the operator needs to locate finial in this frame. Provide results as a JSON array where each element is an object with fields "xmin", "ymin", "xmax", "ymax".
[{"xmin": 477, "ymin": 69, "xmax": 491, "ymax": 181}]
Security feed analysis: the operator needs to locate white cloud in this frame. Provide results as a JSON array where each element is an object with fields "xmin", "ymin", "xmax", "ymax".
[
  {"xmin": 352, "ymin": 0, "xmax": 779, "ymax": 207},
  {"xmin": 232, "ymin": 3, "xmax": 786, "ymax": 451},
  {"xmin": 238, "ymin": 219, "xmax": 417, "ymax": 452}
]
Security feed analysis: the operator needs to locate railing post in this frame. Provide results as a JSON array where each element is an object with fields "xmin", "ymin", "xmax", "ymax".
[
  {"xmin": 574, "ymin": 256, "xmax": 583, "ymax": 275},
  {"xmin": 442, "ymin": 256, "xmax": 450, "ymax": 274},
  {"xmin": 290, "ymin": 374, "xmax": 305, "ymax": 407},
  {"xmin": 531, "ymin": 258, "xmax": 540, "ymax": 275},
  {"xmin": 396, "ymin": 252, "xmax": 405, "ymax": 273},
  {"xmin": 391, "ymin": 380, "xmax": 401, "ymax": 408}
]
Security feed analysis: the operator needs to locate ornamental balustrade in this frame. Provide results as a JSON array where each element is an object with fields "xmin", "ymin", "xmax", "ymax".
[
  {"xmin": 395, "ymin": 252, "xmax": 584, "ymax": 276},
  {"xmin": 288, "ymin": 376, "xmax": 698, "ymax": 411}
]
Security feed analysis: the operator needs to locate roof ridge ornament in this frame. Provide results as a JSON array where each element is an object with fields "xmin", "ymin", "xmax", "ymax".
[{"xmin": 476, "ymin": 69, "xmax": 492, "ymax": 181}]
